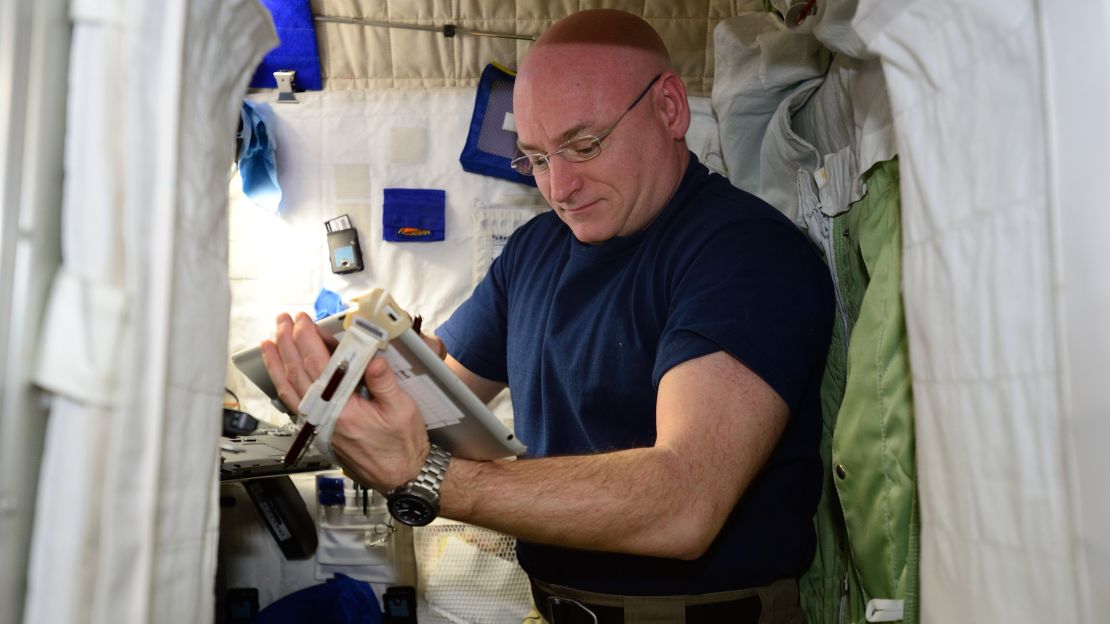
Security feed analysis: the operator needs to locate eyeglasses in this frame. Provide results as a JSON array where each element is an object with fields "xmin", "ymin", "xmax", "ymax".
[{"xmin": 510, "ymin": 74, "xmax": 662, "ymax": 176}]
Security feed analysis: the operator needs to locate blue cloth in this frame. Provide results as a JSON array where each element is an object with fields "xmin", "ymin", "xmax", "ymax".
[
  {"xmin": 250, "ymin": 0, "xmax": 323, "ymax": 91},
  {"xmin": 253, "ymin": 574, "xmax": 381, "ymax": 624},
  {"xmin": 314, "ymin": 287, "xmax": 347, "ymax": 321},
  {"xmin": 382, "ymin": 189, "xmax": 445, "ymax": 242},
  {"xmin": 238, "ymin": 100, "xmax": 282, "ymax": 212},
  {"xmin": 438, "ymin": 154, "xmax": 835, "ymax": 595}
]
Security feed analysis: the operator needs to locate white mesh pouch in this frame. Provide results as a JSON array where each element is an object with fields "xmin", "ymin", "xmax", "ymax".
[{"xmin": 414, "ymin": 520, "xmax": 532, "ymax": 624}]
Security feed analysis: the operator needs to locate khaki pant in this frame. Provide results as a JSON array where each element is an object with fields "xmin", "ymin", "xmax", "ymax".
[{"xmin": 524, "ymin": 577, "xmax": 805, "ymax": 624}]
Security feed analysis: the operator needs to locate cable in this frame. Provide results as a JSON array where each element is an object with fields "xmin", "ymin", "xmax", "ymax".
[
  {"xmin": 314, "ymin": 14, "xmax": 536, "ymax": 42},
  {"xmin": 224, "ymin": 387, "xmax": 241, "ymax": 408}
]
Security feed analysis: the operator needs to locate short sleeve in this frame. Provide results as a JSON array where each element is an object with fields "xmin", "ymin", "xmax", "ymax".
[
  {"xmin": 652, "ymin": 218, "xmax": 834, "ymax": 413},
  {"xmin": 436, "ymin": 251, "xmax": 511, "ymax": 383}
]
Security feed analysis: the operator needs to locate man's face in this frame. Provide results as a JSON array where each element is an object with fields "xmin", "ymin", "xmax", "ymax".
[{"xmin": 514, "ymin": 74, "xmax": 666, "ymax": 244}]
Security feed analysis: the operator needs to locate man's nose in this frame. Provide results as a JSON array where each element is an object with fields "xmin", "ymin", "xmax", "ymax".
[{"xmin": 546, "ymin": 156, "xmax": 582, "ymax": 205}]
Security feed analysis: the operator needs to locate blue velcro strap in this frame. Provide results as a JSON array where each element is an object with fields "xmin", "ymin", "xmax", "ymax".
[
  {"xmin": 383, "ymin": 189, "xmax": 446, "ymax": 242},
  {"xmin": 459, "ymin": 63, "xmax": 536, "ymax": 187},
  {"xmin": 250, "ymin": 0, "xmax": 323, "ymax": 91}
]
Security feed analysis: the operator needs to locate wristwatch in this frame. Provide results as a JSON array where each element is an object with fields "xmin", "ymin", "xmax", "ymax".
[{"xmin": 386, "ymin": 444, "xmax": 451, "ymax": 526}]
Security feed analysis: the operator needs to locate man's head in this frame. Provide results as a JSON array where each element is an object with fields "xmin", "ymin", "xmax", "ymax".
[{"xmin": 513, "ymin": 10, "xmax": 691, "ymax": 244}]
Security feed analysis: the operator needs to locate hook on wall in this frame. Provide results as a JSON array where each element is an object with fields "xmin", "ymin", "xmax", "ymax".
[{"xmin": 274, "ymin": 70, "xmax": 298, "ymax": 104}]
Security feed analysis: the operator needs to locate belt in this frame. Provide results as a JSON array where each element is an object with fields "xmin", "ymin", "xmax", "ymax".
[{"xmin": 530, "ymin": 579, "xmax": 764, "ymax": 624}]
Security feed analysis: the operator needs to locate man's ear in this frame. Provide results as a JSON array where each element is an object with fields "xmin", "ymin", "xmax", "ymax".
[{"xmin": 655, "ymin": 72, "xmax": 691, "ymax": 140}]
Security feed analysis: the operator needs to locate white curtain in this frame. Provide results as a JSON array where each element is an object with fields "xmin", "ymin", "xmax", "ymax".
[
  {"xmin": 1038, "ymin": 0, "xmax": 1110, "ymax": 618},
  {"xmin": 847, "ymin": 0, "xmax": 1110, "ymax": 622},
  {"xmin": 23, "ymin": 0, "xmax": 276, "ymax": 622}
]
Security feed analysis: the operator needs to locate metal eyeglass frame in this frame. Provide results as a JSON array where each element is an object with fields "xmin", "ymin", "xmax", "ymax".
[{"xmin": 510, "ymin": 73, "xmax": 663, "ymax": 176}]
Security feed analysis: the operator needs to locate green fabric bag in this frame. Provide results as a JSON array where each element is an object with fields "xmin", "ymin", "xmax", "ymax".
[{"xmin": 800, "ymin": 159, "xmax": 918, "ymax": 624}]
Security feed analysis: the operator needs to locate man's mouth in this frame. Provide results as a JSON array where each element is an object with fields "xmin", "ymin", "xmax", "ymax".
[{"xmin": 562, "ymin": 199, "xmax": 599, "ymax": 214}]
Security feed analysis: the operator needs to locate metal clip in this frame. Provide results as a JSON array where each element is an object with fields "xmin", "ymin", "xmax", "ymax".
[
  {"xmin": 546, "ymin": 596, "xmax": 598, "ymax": 624},
  {"xmin": 274, "ymin": 70, "xmax": 298, "ymax": 104}
]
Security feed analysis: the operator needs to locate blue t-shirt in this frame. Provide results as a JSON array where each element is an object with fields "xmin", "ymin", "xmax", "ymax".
[{"xmin": 438, "ymin": 154, "xmax": 834, "ymax": 595}]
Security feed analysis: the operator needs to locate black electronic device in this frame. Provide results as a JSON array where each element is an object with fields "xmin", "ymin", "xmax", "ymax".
[
  {"xmin": 326, "ymin": 214, "xmax": 364, "ymax": 274},
  {"xmin": 382, "ymin": 585, "xmax": 418, "ymax": 624},
  {"xmin": 241, "ymin": 475, "xmax": 318, "ymax": 560},
  {"xmin": 220, "ymin": 424, "xmax": 330, "ymax": 481},
  {"xmin": 222, "ymin": 408, "xmax": 259, "ymax": 437}
]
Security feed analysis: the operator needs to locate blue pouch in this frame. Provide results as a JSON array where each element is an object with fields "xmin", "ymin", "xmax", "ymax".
[
  {"xmin": 459, "ymin": 63, "xmax": 535, "ymax": 187},
  {"xmin": 250, "ymin": 0, "xmax": 323, "ymax": 91},
  {"xmin": 383, "ymin": 189, "xmax": 446, "ymax": 242}
]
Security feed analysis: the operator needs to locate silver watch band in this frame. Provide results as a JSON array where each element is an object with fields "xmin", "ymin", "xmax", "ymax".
[{"xmin": 407, "ymin": 443, "xmax": 451, "ymax": 499}]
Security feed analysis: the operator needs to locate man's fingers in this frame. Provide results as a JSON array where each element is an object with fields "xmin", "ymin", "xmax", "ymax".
[
  {"xmin": 260, "ymin": 339, "xmax": 301, "ymax": 414},
  {"xmin": 291, "ymin": 311, "xmax": 332, "ymax": 379},
  {"xmin": 273, "ymin": 313, "xmax": 314, "ymax": 395},
  {"xmin": 421, "ymin": 334, "xmax": 447, "ymax": 360},
  {"xmin": 362, "ymin": 357, "xmax": 410, "ymax": 413}
]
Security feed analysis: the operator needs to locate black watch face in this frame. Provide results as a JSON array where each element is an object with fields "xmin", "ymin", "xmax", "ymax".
[{"xmin": 388, "ymin": 493, "xmax": 436, "ymax": 526}]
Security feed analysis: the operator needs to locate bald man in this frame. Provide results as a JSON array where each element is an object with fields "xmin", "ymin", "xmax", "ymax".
[{"xmin": 262, "ymin": 9, "xmax": 833, "ymax": 623}]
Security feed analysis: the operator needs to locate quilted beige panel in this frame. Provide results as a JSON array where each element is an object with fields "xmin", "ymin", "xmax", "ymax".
[{"xmin": 310, "ymin": 0, "xmax": 753, "ymax": 94}]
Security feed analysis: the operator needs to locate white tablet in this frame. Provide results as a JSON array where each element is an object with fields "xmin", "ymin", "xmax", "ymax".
[{"xmin": 231, "ymin": 290, "xmax": 525, "ymax": 461}]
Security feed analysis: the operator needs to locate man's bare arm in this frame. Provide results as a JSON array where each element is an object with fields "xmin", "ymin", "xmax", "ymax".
[
  {"xmin": 444, "ymin": 355, "xmax": 506, "ymax": 404},
  {"xmin": 438, "ymin": 350, "xmax": 788, "ymax": 560},
  {"xmin": 416, "ymin": 332, "xmax": 506, "ymax": 404}
]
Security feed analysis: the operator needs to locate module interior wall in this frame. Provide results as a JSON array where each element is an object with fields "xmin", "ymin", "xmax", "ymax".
[{"xmin": 310, "ymin": 0, "xmax": 756, "ymax": 94}]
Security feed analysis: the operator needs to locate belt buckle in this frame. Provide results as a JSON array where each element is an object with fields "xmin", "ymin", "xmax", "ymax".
[{"xmin": 546, "ymin": 596, "xmax": 599, "ymax": 624}]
